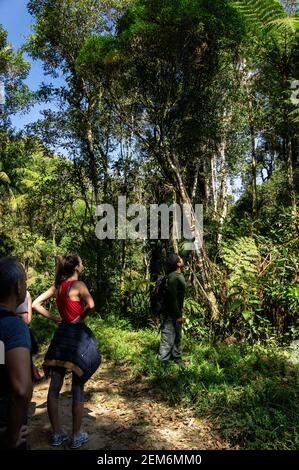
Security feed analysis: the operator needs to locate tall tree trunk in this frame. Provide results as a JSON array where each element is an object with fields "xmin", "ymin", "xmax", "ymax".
[
  {"xmin": 85, "ymin": 119, "xmax": 102, "ymax": 304},
  {"xmin": 203, "ymin": 158, "xmax": 211, "ymax": 210},
  {"xmin": 143, "ymin": 249, "xmax": 150, "ymax": 281},
  {"xmin": 52, "ymin": 223, "xmax": 57, "ymax": 256},
  {"xmin": 286, "ymin": 140, "xmax": 297, "ymax": 216},
  {"xmin": 281, "ymin": 37, "xmax": 297, "ymax": 217},
  {"xmin": 191, "ymin": 162, "xmax": 200, "ymax": 204},
  {"xmin": 241, "ymin": 63, "xmax": 258, "ymax": 232},
  {"xmin": 216, "ymin": 138, "xmax": 228, "ymax": 247},
  {"xmin": 247, "ymin": 92, "xmax": 258, "ymax": 230},
  {"xmin": 120, "ymin": 239, "xmax": 127, "ymax": 314},
  {"xmin": 168, "ymin": 154, "xmax": 220, "ymax": 321},
  {"xmin": 172, "ymin": 187, "xmax": 179, "ymax": 253},
  {"xmin": 86, "ymin": 123, "xmax": 99, "ymax": 206},
  {"xmin": 210, "ymin": 151, "xmax": 218, "ymax": 218}
]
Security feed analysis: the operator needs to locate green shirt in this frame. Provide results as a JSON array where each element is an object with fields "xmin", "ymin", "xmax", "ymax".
[{"xmin": 166, "ymin": 271, "xmax": 186, "ymax": 320}]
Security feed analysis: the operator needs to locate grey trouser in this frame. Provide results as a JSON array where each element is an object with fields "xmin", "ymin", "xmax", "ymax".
[{"xmin": 158, "ymin": 315, "xmax": 182, "ymax": 362}]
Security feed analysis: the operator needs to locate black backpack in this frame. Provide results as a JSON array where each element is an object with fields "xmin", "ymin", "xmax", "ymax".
[{"xmin": 150, "ymin": 275, "xmax": 168, "ymax": 315}]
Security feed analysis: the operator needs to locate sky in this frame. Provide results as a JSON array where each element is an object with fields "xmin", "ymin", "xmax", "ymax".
[{"xmin": 0, "ymin": 0, "xmax": 62, "ymax": 130}]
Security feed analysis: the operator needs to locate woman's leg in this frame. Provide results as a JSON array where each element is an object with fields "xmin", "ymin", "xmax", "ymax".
[
  {"xmin": 71, "ymin": 373, "xmax": 84, "ymax": 437},
  {"xmin": 47, "ymin": 367, "xmax": 65, "ymax": 434}
]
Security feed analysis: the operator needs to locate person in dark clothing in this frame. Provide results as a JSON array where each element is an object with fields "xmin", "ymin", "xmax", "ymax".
[
  {"xmin": 0, "ymin": 257, "xmax": 32, "ymax": 449},
  {"xmin": 158, "ymin": 253, "xmax": 186, "ymax": 366},
  {"xmin": 16, "ymin": 291, "xmax": 42, "ymax": 382}
]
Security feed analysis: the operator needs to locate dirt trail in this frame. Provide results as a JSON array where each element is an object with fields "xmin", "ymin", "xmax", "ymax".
[{"xmin": 28, "ymin": 361, "xmax": 233, "ymax": 450}]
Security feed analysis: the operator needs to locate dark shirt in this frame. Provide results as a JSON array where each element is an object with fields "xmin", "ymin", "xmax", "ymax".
[
  {"xmin": 0, "ymin": 307, "xmax": 31, "ymax": 419},
  {"xmin": 0, "ymin": 307, "xmax": 31, "ymax": 353},
  {"xmin": 166, "ymin": 271, "xmax": 186, "ymax": 320}
]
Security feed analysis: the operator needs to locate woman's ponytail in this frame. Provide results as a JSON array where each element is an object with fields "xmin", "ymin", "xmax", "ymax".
[{"xmin": 55, "ymin": 254, "xmax": 80, "ymax": 288}]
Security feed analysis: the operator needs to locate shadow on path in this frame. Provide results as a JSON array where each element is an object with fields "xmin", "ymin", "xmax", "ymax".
[{"xmin": 29, "ymin": 360, "xmax": 230, "ymax": 450}]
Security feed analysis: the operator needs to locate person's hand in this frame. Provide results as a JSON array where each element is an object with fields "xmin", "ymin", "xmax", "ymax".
[
  {"xmin": 11, "ymin": 424, "xmax": 28, "ymax": 449},
  {"xmin": 176, "ymin": 317, "xmax": 185, "ymax": 324},
  {"xmin": 71, "ymin": 316, "xmax": 83, "ymax": 324}
]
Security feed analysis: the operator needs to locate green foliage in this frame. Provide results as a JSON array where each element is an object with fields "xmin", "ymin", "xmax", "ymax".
[
  {"xmin": 0, "ymin": 0, "xmax": 297, "ymax": 349},
  {"xmin": 1, "ymin": 3, "xmax": 298, "ymax": 451},
  {"xmin": 183, "ymin": 297, "xmax": 210, "ymax": 340},
  {"xmin": 217, "ymin": 231, "xmax": 299, "ymax": 341},
  {"xmin": 221, "ymin": 236, "xmax": 260, "ymax": 295},
  {"xmin": 123, "ymin": 278, "xmax": 151, "ymax": 327},
  {"xmin": 0, "ymin": 24, "xmax": 31, "ymax": 119},
  {"xmin": 233, "ymin": 0, "xmax": 299, "ymax": 39},
  {"xmin": 220, "ymin": 237, "xmax": 265, "ymax": 339},
  {"xmin": 91, "ymin": 318, "xmax": 299, "ymax": 450},
  {"xmin": 260, "ymin": 244, "xmax": 299, "ymax": 335},
  {"xmin": 77, "ymin": 35, "xmax": 121, "ymax": 70}
]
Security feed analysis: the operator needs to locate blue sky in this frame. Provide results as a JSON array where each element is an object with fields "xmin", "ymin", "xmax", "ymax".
[{"xmin": 0, "ymin": 0, "xmax": 62, "ymax": 129}]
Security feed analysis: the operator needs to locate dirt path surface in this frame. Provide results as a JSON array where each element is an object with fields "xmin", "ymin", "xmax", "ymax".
[{"xmin": 28, "ymin": 361, "xmax": 233, "ymax": 450}]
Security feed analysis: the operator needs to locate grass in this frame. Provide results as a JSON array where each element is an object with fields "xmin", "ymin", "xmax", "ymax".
[
  {"xmin": 88, "ymin": 315, "xmax": 299, "ymax": 450},
  {"xmin": 32, "ymin": 313, "xmax": 299, "ymax": 450}
]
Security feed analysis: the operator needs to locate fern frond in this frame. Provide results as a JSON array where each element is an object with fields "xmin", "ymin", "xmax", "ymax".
[
  {"xmin": 234, "ymin": 0, "xmax": 285, "ymax": 25},
  {"xmin": 267, "ymin": 16, "xmax": 299, "ymax": 33},
  {"xmin": 15, "ymin": 194, "xmax": 27, "ymax": 205},
  {"xmin": 220, "ymin": 237, "xmax": 261, "ymax": 296},
  {"xmin": 233, "ymin": 0, "xmax": 298, "ymax": 39},
  {"xmin": 13, "ymin": 168, "xmax": 39, "ymax": 180},
  {"xmin": 290, "ymin": 107, "xmax": 299, "ymax": 122},
  {"xmin": 0, "ymin": 171, "xmax": 11, "ymax": 184}
]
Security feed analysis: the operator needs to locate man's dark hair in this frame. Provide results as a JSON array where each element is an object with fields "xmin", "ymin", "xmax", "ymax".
[
  {"xmin": 166, "ymin": 253, "xmax": 180, "ymax": 273},
  {"xmin": 0, "ymin": 257, "xmax": 25, "ymax": 301}
]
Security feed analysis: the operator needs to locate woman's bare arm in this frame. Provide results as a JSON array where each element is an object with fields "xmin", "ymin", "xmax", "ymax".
[
  {"xmin": 32, "ymin": 286, "xmax": 59, "ymax": 323},
  {"xmin": 72, "ymin": 282, "xmax": 95, "ymax": 322},
  {"xmin": 26, "ymin": 292, "xmax": 32, "ymax": 324},
  {"xmin": 79, "ymin": 283, "xmax": 95, "ymax": 309}
]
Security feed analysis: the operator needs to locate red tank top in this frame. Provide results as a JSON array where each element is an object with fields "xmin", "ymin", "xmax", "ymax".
[{"xmin": 56, "ymin": 280, "xmax": 85, "ymax": 323}]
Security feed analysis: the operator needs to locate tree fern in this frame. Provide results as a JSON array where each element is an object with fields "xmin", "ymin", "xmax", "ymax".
[
  {"xmin": 220, "ymin": 237, "xmax": 264, "ymax": 337},
  {"xmin": 220, "ymin": 236, "xmax": 261, "ymax": 296},
  {"xmin": 234, "ymin": 0, "xmax": 286, "ymax": 26},
  {"xmin": 233, "ymin": 0, "xmax": 299, "ymax": 125},
  {"xmin": 268, "ymin": 15, "xmax": 299, "ymax": 33},
  {"xmin": 233, "ymin": 0, "xmax": 299, "ymax": 40}
]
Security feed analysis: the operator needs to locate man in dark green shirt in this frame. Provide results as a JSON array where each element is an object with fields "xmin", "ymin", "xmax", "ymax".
[{"xmin": 158, "ymin": 253, "xmax": 186, "ymax": 366}]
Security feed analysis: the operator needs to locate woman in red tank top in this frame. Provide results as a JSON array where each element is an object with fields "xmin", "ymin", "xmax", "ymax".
[
  {"xmin": 32, "ymin": 254, "xmax": 97, "ymax": 448},
  {"xmin": 56, "ymin": 279, "xmax": 85, "ymax": 323}
]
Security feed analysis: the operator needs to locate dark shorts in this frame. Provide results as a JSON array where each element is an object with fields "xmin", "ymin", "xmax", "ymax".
[{"xmin": 44, "ymin": 322, "xmax": 101, "ymax": 383}]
